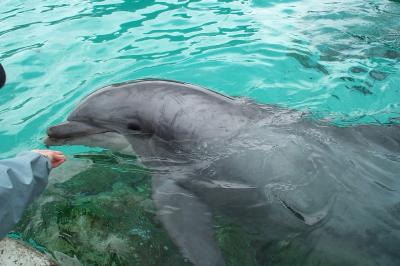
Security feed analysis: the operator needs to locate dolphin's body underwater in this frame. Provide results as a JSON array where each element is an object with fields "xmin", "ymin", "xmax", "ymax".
[{"xmin": 46, "ymin": 79, "xmax": 400, "ymax": 266}]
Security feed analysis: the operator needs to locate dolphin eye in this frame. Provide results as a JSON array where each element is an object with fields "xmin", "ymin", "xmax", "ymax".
[{"xmin": 127, "ymin": 123, "xmax": 141, "ymax": 131}]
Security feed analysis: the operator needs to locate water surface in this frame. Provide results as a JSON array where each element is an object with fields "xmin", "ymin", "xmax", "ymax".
[{"xmin": 1, "ymin": 0, "xmax": 400, "ymax": 265}]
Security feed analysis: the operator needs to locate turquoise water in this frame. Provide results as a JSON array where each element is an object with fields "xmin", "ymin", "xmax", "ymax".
[
  {"xmin": 1, "ymin": 0, "xmax": 400, "ymax": 265},
  {"xmin": 1, "ymin": 0, "xmax": 399, "ymax": 157}
]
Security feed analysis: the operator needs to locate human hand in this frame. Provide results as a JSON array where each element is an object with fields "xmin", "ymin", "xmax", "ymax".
[{"xmin": 32, "ymin": 149, "xmax": 66, "ymax": 168}]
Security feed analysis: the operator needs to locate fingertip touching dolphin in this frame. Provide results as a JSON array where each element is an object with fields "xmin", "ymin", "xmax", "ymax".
[{"xmin": 46, "ymin": 79, "xmax": 400, "ymax": 266}]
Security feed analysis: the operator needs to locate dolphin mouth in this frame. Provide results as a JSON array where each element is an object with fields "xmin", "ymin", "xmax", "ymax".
[
  {"xmin": 44, "ymin": 136, "xmax": 67, "ymax": 146},
  {"xmin": 45, "ymin": 120, "xmax": 111, "ymax": 146}
]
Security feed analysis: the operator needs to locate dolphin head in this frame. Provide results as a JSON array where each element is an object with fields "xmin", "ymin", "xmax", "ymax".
[
  {"xmin": 45, "ymin": 80, "xmax": 161, "ymax": 154},
  {"xmin": 45, "ymin": 79, "xmax": 252, "ymax": 154}
]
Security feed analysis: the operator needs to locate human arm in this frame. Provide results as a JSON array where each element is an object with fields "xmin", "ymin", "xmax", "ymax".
[{"xmin": 0, "ymin": 150, "xmax": 65, "ymax": 238}]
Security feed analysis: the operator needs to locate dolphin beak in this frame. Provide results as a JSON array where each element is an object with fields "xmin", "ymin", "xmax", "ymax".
[
  {"xmin": 44, "ymin": 136, "xmax": 66, "ymax": 147},
  {"xmin": 45, "ymin": 120, "xmax": 110, "ymax": 146}
]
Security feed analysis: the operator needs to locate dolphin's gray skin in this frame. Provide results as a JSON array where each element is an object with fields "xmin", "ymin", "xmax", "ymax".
[{"xmin": 46, "ymin": 79, "xmax": 400, "ymax": 266}]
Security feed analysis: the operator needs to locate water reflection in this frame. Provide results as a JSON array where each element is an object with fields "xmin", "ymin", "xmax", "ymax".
[{"xmin": 0, "ymin": 0, "xmax": 399, "ymax": 264}]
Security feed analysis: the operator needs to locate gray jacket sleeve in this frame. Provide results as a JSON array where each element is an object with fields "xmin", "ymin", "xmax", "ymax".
[{"xmin": 0, "ymin": 151, "xmax": 51, "ymax": 238}]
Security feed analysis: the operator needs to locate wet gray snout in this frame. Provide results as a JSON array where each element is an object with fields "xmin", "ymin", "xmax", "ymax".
[{"xmin": 45, "ymin": 120, "xmax": 110, "ymax": 146}]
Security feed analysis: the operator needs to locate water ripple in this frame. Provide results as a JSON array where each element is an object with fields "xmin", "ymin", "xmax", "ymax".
[{"xmin": 0, "ymin": 0, "xmax": 400, "ymax": 263}]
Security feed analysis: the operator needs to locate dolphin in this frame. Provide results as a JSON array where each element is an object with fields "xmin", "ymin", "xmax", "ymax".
[{"xmin": 45, "ymin": 79, "xmax": 400, "ymax": 266}]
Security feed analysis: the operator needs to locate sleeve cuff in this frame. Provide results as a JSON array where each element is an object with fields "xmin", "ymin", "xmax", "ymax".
[{"xmin": 17, "ymin": 151, "xmax": 52, "ymax": 172}]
